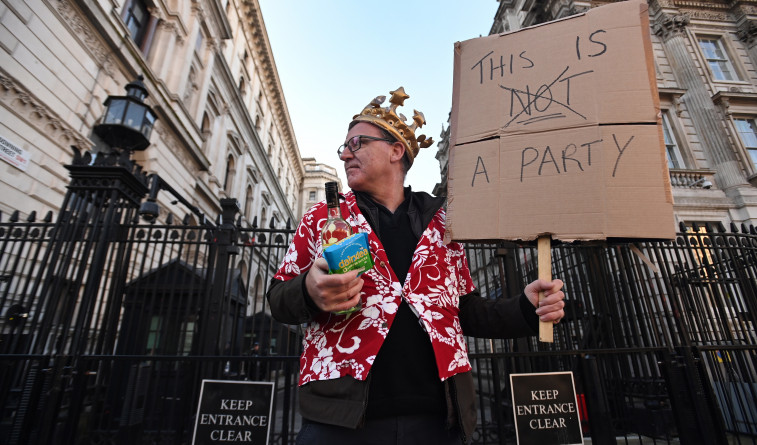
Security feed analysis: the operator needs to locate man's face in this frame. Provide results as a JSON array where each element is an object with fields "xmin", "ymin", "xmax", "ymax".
[{"xmin": 339, "ymin": 122, "xmax": 399, "ymax": 193}]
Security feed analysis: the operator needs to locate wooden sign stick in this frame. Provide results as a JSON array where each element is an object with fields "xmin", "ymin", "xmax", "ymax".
[{"xmin": 538, "ymin": 235, "xmax": 553, "ymax": 343}]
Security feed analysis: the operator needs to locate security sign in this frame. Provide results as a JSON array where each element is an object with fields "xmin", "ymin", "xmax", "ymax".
[
  {"xmin": 192, "ymin": 380, "xmax": 274, "ymax": 444},
  {"xmin": 510, "ymin": 371, "xmax": 583, "ymax": 445}
]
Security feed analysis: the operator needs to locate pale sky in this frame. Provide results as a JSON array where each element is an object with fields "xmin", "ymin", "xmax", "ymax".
[{"xmin": 257, "ymin": 1, "xmax": 499, "ymax": 194}]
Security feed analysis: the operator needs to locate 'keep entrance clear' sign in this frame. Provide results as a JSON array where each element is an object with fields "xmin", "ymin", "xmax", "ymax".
[
  {"xmin": 510, "ymin": 372, "xmax": 583, "ymax": 445},
  {"xmin": 192, "ymin": 380, "xmax": 274, "ymax": 444}
]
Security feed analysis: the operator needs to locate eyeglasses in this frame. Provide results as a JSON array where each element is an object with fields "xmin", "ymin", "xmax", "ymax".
[{"xmin": 337, "ymin": 135, "xmax": 394, "ymax": 157}]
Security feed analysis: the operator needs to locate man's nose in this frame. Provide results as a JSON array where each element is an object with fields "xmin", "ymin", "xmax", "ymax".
[{"xmin": 339, "ymin": 148, "xmax": 353, "ymax": 161}]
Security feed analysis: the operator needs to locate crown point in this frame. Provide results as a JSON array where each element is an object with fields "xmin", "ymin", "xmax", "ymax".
[
  {"xmin": 370, "ymin": 96, "xmax": 386, "ymax": 107},
  {"xmin": 412, "ymin": 110, "xmax": 426, "ymax": 129},
  {"xmin": 389, "ymin": 87, "xmax": 409, "ymax": 107}
]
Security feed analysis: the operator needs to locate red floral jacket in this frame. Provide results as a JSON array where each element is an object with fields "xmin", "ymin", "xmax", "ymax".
[{"xmin": 273, "ymin": 191, "xmax": 476, "ymax": 386}]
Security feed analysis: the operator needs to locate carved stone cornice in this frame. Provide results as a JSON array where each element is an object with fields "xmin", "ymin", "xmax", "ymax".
[
  {"xmin": 649, "ymin": 0, "xmax": 676, "ymax": 16},
  {"xmin": 240, "ymin": 0, "xmax": 302, "ymax": 181},
  {"xmin": 159, "ymin": 19, "xmax": 185, "ymax": 44},
  {"xmin": 152, "ymin": 122, "xmax": 199, "ymax": 175},
  {"xmin": 737, "ymin": 19, "xmax": 757, "ymax": 45},
  {"xmin": 653, "ymin": 13, "xmax": 690, "ymax": 41},
  {"xmin": 47, "ymin": 0, "xmax": 114, "ymax": 76},
  {"xmin": 712, "ymin": 90, "xmax": 757, "ymax": 116},
  {"xmin": 207, "ymin": 37, "xmax": 221, "ymax": 53},
  {"xmin": 681, "ymin": 8, "xmax": 730, "ymax": 21},
  {"xmin": 0, "ymin": 69, "xmax": 92, "ymax": 150},
  {"xmin": 568, "ymin": 3, "xmax": 590, "ymax": 16},
  {"xmin": 731, "ymin": 2, "xmax": 757, "ymax": 21},
  {"xmin": 191, "ymin": 0, "xmax": 205, "ymax": 23}
]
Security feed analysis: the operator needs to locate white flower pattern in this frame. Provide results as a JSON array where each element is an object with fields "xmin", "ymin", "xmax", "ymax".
[{"xmin": 274, "ymin": 192, "xmax": 475, "ymax": 385}]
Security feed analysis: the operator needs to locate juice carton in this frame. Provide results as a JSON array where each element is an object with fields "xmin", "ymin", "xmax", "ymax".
[{"xmin": 323, "ymin": 232, "xmax": 374, "ymax": 275}]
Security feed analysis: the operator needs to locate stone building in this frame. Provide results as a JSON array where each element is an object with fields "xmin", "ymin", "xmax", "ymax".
[
  {"xmin": 301, "ymin": 157, "xmax": 342, "ymax": 217},
  {"xmin": 0, "ymin": 0, "xmax": 336, "ymax": 228},
  {"xmin": 435, "ymin": 0, "xmax": 757, "ymax": 229}
]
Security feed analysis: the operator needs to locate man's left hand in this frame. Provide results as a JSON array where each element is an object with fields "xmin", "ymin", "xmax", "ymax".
[{"xmin": 524, "ymin": 279, "xmax": 566, "ymax": 323}]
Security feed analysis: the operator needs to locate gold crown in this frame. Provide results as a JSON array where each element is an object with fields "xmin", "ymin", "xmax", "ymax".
[{"xmin": 352, "ymin": 87, "xmax": 433, "ymax": 166}]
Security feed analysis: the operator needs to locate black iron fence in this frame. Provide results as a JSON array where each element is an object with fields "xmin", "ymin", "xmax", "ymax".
[{"xmin": 1, "ymin": 156, "xmax": 755, "ymax": 444}]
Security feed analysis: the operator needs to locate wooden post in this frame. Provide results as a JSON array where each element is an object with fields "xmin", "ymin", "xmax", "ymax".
[{"xmin": 538, "ymin": 235, "xmax": 553, "ymax": 343}]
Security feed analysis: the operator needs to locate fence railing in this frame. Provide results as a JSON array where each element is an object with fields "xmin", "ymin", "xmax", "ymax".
[{"xmin": 1, "ymin": 207, "xmax": 756, "ymax": 444}]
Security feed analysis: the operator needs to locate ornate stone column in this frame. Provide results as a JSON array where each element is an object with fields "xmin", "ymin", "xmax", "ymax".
[
  {"xmin": 653, "ymin": 12, "xmax": 747, "ymax": 189},
  {"xmin": 735, "ymin": 3, "xmax": 757, "ymax": 67}
]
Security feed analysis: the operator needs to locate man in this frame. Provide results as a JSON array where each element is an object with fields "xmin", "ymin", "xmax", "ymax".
[{"xmin": 267, "ymin": 87, "xmax": 565, "ymax": 445}]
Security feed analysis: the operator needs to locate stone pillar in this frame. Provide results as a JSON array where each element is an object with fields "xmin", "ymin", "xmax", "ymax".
[{"xmin": 653, "ymin": 13, "xmax": 747, "ymax": 189}]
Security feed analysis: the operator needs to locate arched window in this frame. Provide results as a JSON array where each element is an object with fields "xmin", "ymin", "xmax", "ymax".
[
  {"xmin": 201, "ymin": 112, "xmax": 210, "ymax": 138},
  {"xmin": 245, "ymin": 185, "xmax": 254, "ymax": 221},
  {"xmin": 224, "ymin": 155, "xmax": 236, "ymax": 195},
  {"xmin": 253, "ymin": 274, "xmax": 264, "ymax": 312},
  {"xmin": 185, "ymin": 65, "xmax": 198, "ymax": 104},
  {"xmin": 238, "ymin": 76, "xmax": 246, "ymax": 95}
]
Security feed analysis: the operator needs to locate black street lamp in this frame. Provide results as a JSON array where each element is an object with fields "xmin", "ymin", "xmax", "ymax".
[{"xmin": 93, "ymin": 75, "xmax": 157, "ymax": 152}]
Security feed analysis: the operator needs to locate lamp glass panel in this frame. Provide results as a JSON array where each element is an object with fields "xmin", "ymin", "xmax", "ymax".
[
  {"xmin": 124, "ymin": 101, "xmax": 146, "ymax": 130},
  {"xmin": 142, "ymin": 111, "xmax": 156, "ymax": 138},
  {"xmin": 104, "ymin": 99, "xmax": 126, "ymax": 125}
]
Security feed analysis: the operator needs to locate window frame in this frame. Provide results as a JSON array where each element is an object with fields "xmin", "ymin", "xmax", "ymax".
[
  {"xmin": 662, "ymin": 110, "xmax": 687, "ymax": 169},
  {"xmin": 122, "ymin": 0, "xmax": 157, "ymax": 55},
  {"xmin": 732, "ymin": 116, "xmax": 757, "ymax": 173},
  {"xmin": 695, "ymin": 34, "xmax": 743, "ymax": 83}
]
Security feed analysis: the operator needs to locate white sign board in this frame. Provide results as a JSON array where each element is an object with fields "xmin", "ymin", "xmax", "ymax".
[{"xmin": 0, "ymin": 134, "xmax": 30, "ymax": 171}]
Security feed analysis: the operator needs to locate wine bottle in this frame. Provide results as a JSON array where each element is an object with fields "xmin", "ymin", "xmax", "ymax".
[
  {"xmin": 321, "ymin": 181, "xmax": 352, "ymax": 247},
  {"xmin": 321, "ymin": 181, "xmax": 361, "ymax": 314}
]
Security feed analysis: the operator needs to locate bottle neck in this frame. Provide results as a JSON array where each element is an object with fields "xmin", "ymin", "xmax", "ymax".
[{"xmin": 328, "ymin": 205, "xmax": 341, "ymax": 219}]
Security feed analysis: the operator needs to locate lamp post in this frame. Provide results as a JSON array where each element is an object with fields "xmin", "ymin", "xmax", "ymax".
[{"xmin": 93, "ymin": 75, "xmax": 156, "ymax": 152}]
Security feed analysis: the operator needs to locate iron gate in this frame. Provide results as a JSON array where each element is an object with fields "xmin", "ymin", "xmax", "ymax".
[{"xmin": 0, "ymin": 151, "xmax": 756, "ymax": 444}]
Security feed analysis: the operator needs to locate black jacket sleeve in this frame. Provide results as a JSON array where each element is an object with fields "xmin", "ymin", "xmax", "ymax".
[
  {"xmin": 266, "ymin": 273, "xmax": 322, "ymax": 325},
  {"xmin": 458, "ymin": 289, "xmax": 539, "ymax": 338}
]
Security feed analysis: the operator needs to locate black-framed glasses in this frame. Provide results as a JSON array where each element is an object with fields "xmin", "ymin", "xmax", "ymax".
[{"xmin": 337, "ymin": 135, "xmax": 394, "ymax": 156}]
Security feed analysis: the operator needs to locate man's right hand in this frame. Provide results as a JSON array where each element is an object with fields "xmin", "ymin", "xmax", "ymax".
[{"xmin": 305, "ymin": 258, "xmax": 364, "ymax": 313}]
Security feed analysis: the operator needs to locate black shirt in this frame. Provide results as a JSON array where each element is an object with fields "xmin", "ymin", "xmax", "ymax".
[{"xmin": 358, "ymin": 191, "xmax": 446, "ymax": 419}]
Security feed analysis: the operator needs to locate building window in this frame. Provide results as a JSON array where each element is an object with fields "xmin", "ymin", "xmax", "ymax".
[
  {"xmin": 123, "ymin": 0, "xmax": 153, "ymax": 52},
  {"xmin": 195, "ymin": 31, "xmax": 204, "ymax": 54},
  {"xmin": 239, "ymin": 76, "xmax": 246, "ymax": 94},
  {"xmin": 201, "ymin": 112, "xmax": 211, "ymax": 138},
  {"xmin": 245, "ymin": 186, "xmax": 254, "ymax": 220},
  {"xmin": 224, "ymin": 155, "xmax": 236, "ymax": 195},
  {"xmin": 698, "ymin": 37, "xmax": 738, "ymax": 81},
  {"xmin": 662, "ymin": 111, "xmax": 686, "ymax": 169},
  {"xmin": 734, "ymin": 118, "xmax": 757, "ymax": 169},
  {"xmin": 309, "ymin": 190, "xmax": 316, "ymax": 201},
  {"xmin": 146, "ymin": 315, "xmax": 162, "ymax": 354},
  {"xmin": 178, "ymin": 316, "xmax": 196, "ymax": 356}
]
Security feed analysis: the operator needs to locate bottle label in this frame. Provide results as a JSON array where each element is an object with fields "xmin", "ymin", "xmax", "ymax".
[
  {"xmin": 322, "ymin": 221, "xmax": 351, "ymax": 246},
  {"xmin": 323, "ymin": 232, "xmax": 374, "ymax": 275}
]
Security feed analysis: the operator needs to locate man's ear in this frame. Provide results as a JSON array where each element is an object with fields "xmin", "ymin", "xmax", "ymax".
[{"xmin": 389, "ymin": 142, "xmax": 406, "ymax": 163}]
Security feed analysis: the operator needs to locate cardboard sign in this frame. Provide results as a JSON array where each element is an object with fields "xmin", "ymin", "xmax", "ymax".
[
  {"xmin": 447, "ymin": 0, "xmax": 674, "ymax": 242},
  {"xmin": 192, "ymin": 380, "xmax": 274, "ymax": 445},
  {"xmin": 510, "ymin": 372, "xmax": 583, "ymax": 445}
]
